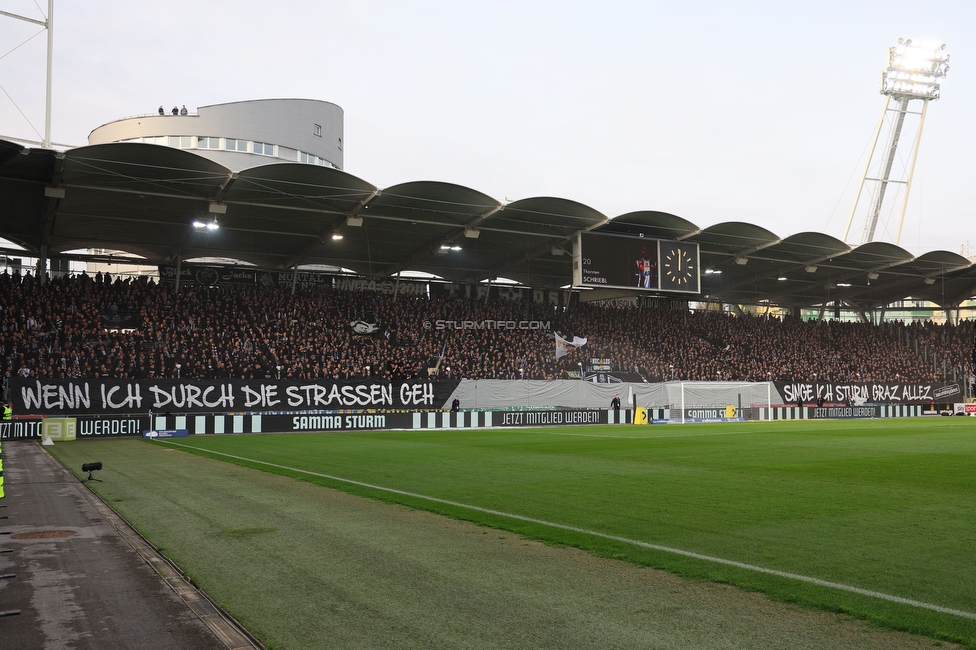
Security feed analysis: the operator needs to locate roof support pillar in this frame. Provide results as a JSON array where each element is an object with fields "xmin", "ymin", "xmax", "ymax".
[
  {"xmin": 945, "ymin": 305, "xmax": 957, "ymax": 326},
  {"xmin": 37, "ymin": 153, "xmax": 65, "ymax": 287},
  {"xmin": 36, "ymin": 244, "xmax": 47, "ymax": 285},
  {"xmin": 174, "ymin": 255, "xmax": 182, "ymax": 296}
]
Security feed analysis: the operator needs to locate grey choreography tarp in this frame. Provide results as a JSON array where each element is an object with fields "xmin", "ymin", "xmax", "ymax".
[{"xmin": 447, "ymin": 380, "xmax": 773, "ymax": 410}]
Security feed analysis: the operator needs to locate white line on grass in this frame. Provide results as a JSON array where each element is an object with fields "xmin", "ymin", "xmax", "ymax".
[
  {"xmin": 532, "ymin": 428, "xmax": 751, "ymax": 440},
  {"xmin": 162, "ymin": 441, "xmax": 976, "ymax": 621}
]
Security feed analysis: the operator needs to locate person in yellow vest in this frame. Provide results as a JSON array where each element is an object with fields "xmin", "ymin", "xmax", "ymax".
[
  {"xmin": 0, "ymin": 398, "xmax": 5, "ymax": 493},
  {"xmin": 0, "ymin": 401, "xmax": 8, "ymax": 499}
]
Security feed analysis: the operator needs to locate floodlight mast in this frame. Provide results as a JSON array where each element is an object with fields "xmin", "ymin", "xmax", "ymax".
[
  {"xmin": 841, "ymin": 39, "xmax": 949, "ymax": 245},
  {"xmin": 0, "ymin": 0, "xmax": 54, "ymax": 148}
]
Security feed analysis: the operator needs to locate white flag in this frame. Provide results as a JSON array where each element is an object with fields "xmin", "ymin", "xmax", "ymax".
[
  {"xmin": 572, "ymin": 336, "xmax": 588, "ymax": 347},
  {"xmin": 555, "ymin": 334, "xmax": 575, "ymax": 359}
]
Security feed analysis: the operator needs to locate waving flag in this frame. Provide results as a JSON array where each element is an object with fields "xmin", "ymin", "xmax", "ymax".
[{"xmin": 555, "ymin": 334, "xmax": 588, "ymax": 359}]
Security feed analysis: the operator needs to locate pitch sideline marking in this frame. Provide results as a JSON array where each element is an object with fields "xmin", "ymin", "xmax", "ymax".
[
  {"xmin": 161, "ymin": 441, "xmax": 976, "ymax": 621},
  {"xmin": 531, "ymin": 429, "xmax": 750, "ymax": 440}
]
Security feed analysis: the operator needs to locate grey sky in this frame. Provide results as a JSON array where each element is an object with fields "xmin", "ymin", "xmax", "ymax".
[{"xmin": 1, "ymin": 0, "xmax": 973, "ymax": 256}]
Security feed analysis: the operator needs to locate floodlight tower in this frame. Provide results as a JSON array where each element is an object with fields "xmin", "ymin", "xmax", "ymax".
[
  {"xmin": 0, "ymin": 0, "xmax": 55, "ymax": 148},
  {"xmin": 842, "ymin": 39, "xmax": 949, "ymax": 245}
]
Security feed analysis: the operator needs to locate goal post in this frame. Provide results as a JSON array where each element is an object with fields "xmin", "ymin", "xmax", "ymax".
[{"xmin": 668, "ymin": 381, "xmax": 773, "ymax": 422}]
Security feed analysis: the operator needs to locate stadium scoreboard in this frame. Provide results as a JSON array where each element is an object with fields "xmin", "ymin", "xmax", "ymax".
[{"xmin": 573, "ymin": 232, "xmax": 701, "ymax": 294}]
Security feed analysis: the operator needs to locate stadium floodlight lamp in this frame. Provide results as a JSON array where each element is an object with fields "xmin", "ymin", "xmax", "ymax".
[
  {"xmin": 450, "ymin": 245, "xmax": 462, "ymax": 251},
  {"xmin": 837, "ymin": 282, "xmax": 852, "ymax": 287},
  {"xmin": 206, "ymin": 221, "xmax": 219, "ymax": 231},
  {"xmin": 439, "ymin": 244, "xmax": 451, "ymax": 250},
  {"xmin": 881, "ymin": 40, "xmax": 949, "ymax": 100},
  {"xmin": 331, "ymin": 231, "xmax": 343, "ymax": 240},
  {"xmin": 777, "ymin": 276, "xmax": 787, "ymax": 281},
  {"xmin": 192, "ymin": 220, "xmax": 206, "ymax": 228},
  {"xmin": 734, "ymin": 257, "xmax": 748, "ymax": 265},
  {"xmin": 924, "ymin": 277, "xmax": 936, "ymax": 285},
  {"xmin": 346, "ymin": 215, "xmax": 364, "ymax": 227},
  {"xmin": 867, "ymin": 272, "xmax": 880, "ymax": 280},
  {"xmin": 805, "ymin": 266, "xmax": 818, "ymax": 273},
  {"xmin": 464, "ymin": 228, "xmax": 480, "ymax": 239}
]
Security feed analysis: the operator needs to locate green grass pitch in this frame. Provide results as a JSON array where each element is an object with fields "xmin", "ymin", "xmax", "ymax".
[{"xmin": 49, "ymin": 418, "xmax": 976, "ymax": 647}]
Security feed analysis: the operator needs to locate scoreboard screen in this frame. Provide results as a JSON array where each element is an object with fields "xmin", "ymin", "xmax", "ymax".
[{"xmin": 573, "ymin": 232, "xmax": 700, "ymax": 294}]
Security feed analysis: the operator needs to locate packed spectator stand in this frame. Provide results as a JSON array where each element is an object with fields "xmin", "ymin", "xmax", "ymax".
[{"xmin": 0, "ymin": 271, "xmax": 970, "ymax": 393}]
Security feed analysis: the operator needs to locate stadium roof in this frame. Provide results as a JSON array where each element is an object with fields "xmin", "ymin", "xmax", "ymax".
[{"xmin": 2, "ymin": 138, "xmax": 975, "ymax": 310}]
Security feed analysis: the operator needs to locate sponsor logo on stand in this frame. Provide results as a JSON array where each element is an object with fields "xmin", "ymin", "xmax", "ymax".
[{"xmin": 143, "ymin": 429, "xmax": 189, "ymax": 438}]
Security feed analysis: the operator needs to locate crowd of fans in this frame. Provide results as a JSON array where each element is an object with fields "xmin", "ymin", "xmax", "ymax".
[{"xmin": 0, "ymin": 271, "xmax": 971, "ymax": 390}]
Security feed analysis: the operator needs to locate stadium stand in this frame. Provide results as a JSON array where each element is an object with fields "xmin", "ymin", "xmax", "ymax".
[{"xmin": 0, "ymin": 271, "xmax": 969, "ymax": 392}]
